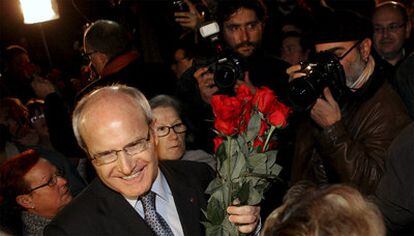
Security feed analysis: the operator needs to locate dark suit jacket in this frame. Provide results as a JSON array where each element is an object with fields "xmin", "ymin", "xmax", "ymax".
[{"xmin": 44, "ymin": 161, "xmax": 215, "ymax": 236}]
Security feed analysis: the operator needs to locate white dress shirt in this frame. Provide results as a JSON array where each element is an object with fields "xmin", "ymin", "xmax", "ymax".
[{"xmin": 126, "ymin": 169, "xmax": 184, "ymax": 236}]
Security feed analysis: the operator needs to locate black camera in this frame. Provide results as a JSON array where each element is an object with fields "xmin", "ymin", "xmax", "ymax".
[
  {"xmin": 172, "ymin": 0, "xmax": 189, "ymax": 12},
  {"xmin": 199, "ymin": 22, "xmax": 245, "ymax": 93},
  {"xmin": 288, "ymin": 51, "xmax": 348, "ymax": 111}
]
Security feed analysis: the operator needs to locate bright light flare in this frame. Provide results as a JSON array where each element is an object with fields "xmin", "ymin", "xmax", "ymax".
[{"xmin": 20, "ymin": 0, "xmax": 59, "ymax": 24}]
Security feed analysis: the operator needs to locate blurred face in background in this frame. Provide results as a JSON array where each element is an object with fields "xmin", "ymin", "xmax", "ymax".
[
  {"xmin": 153, "ymin": 106, "xmax": 186, "ymax": 160},
  {"xmin": 223, "ymin": 7, "xmax": 264, "ymax": 58},
  {"xmin": 280, "ymin": 36, "xmax": 309, "ymax": 65},
  {"xmin": 171, "ymin": 49, "xmax": 193, "ymax": 79},
  {"xmin": 18, "ymin": 159, "xmax": 72, "ymax": 219},
  {"xmin": 372, "ymin": 5, "xmax": 411, "ymax": 64}
]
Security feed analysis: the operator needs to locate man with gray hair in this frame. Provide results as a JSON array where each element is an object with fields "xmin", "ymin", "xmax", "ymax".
[{"xmin": 45, "ymin": 85, "xmax": 260, "ymax": 235}]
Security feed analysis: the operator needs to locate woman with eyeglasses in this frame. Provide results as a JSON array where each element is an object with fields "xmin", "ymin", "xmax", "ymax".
[
  {"xmin": 0, "ymin": 149, "xmax": 72, "ymax": 235},
  {"xmin": 149, "ymin": 95, "xmax": 216, "ymax": 169}
]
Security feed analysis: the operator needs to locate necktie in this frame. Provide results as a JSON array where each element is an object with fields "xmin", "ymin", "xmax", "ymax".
[{"xmin": 141, "ymin": 191, "xmax": 174, "ymax": 236}]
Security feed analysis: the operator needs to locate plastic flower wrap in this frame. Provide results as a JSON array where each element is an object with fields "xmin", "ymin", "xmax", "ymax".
[{"xmin": 204, "ymin": 85, "xmax": 291, "ymax": 235}]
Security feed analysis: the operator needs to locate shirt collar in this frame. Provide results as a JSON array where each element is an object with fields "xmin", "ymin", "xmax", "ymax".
[{"xmin": 125, "ymin": 168, "xmax": 171, "ymax": 207}]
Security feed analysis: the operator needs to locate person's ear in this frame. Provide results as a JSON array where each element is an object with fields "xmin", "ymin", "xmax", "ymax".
[
  {"xmin": 16, "ymin": 194, "xmax": 34, "ymax": 210},
  {"xmin": 359, "ymin": 38, "xmax": 372, "ymax": 62}
]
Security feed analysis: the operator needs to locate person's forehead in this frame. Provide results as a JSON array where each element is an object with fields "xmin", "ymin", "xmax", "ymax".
[
  {"xmin": 25, "ymin": 159, "xmax": 54, "ymax": 182},
  {"xmin": 373, "ymin": 7, "xmax": 404, "ymax": 24},
  {"xmin": 315, "ymin": 41, "xmax": 354, "ymax": 52},
  {"xmin": 283, "ymin": 36, "xmax": 301, "ymax": 46},
  {"xmin": 224, "ymin": 8, "xmax": 259, "ymax": 25}
]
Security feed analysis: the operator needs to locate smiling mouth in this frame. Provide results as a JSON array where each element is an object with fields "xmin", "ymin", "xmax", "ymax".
[{"xmin": 122, "ymin": 166, "xmax": 145, "ymax": 180}]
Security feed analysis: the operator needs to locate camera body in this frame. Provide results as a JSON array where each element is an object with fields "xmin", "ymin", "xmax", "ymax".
[
  {"xmin": 288, "ymin": 51, "xmax": 348, "ymax": 111},
  {"xmin": 199, "ymin": 21, "xmax": 245, "ymax": 93},
  {"xmin": 172, "ymin": 0, "xmax": 189, "ymax": 12}
]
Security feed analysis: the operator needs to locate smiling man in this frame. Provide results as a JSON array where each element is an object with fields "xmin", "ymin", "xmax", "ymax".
[
  {"xmin": 372, "ymin": 1, "xmax": 411, "ymax": 66},
  {"xmin": 44, "ymin": 85, "xmax": 260, "ymax": 236}
]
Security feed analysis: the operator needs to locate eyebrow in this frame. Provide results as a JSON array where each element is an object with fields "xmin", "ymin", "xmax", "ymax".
[{"xmin": 225, "ymin": 20, "xmax": 259, "ymax": 27}]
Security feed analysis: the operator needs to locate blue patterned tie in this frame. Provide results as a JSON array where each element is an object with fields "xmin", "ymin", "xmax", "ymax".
[{"xmin": 141, "ymin": 191, "xmax": 174, "ymax": 236}]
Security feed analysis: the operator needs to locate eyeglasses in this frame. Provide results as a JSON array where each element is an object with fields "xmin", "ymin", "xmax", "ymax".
[
  {"xmin": 30, "ymin": 113, "xmax": 45, "ymax": 124},
  {"xmin": 155, "ymin": 123, "xmax": 187, "ymax": 137},
  {"xmin": 27, "ymin": 169, "xmax": 65, "ymax": 193},
  {"xmin": 374, "ymin": 23, "xmax": 406, "ymax": 34},
  {"xmin": 90, "ymin": 130, "xmax": 151, "ymax": 165},
  {"xmin": 335, "ymin": 40, "xmax": 363, "ymax": 61}
]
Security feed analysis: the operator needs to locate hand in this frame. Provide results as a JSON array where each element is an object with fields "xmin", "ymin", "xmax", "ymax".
[
  {"xmin": 227, "ymin": 199, "xmax": 260, "ymax": 234},
  {"xmin": 194, "ymin": 67, "xmax": 218, "ymax": 104},
  {"xmin": 286, "ymin": 64, "xmax": 306, "ymax": 82},
  {"xmin": 31, "ymin": 77, "xmax": 56, "ymax": 99},
  {"xmin": 310, "ymin": 87, "xmax": 341, "ymax": 128},
  {"xmin": 174, "ymin": 0, "xmax": 204, "ymax": 30}
]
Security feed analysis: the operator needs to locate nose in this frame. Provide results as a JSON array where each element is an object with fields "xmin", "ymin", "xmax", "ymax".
[
  {"xmin": 167, "ymin": 129, "xmax": 179, "ymax": 140},
  {"xmin": 240, "ymin": 27, "xmax": 249, "ymax": 42},
  {"xmin": 117, "ymin": 151, "xmax": 135, "ymax": 175}
]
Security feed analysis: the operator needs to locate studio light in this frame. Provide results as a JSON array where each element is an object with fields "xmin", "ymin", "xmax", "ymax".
[{"xmin": 20, "ymin": 0, "xmax": 60, "ymax": 24}]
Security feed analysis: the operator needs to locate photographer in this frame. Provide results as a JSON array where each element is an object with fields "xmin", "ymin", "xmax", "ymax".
[
  {"xmin": 176, "ymin": 0, "xmax": 290, "ymax": 152},
  {"xmin": 288, "ymin": 10, "xmax": 411, "ymax": 195},
  {"xmin": 193, "ymin": 0, "xmax": 289, "ymax": 104}
]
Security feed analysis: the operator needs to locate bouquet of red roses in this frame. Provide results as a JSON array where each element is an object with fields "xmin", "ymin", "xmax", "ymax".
[{"xmin": 203, "ymin": 84, "xmax": 291, "ymax": 235}]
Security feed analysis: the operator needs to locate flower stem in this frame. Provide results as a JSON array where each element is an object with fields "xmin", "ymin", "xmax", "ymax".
[
  {"xmin": 263, "ymin": 126, "xmax": 276, "ymax": 151},
  {"xmin": 227, "ymin": 136, "xmax": 232, "ymax": 207}
]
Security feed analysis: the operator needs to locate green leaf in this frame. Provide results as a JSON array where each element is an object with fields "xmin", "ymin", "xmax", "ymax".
[
  {"xmin": 246, "ymin": 113, "xmax": 261, "ymax": 142},
  {"xmin": 206, "ymin": 195, "xmax": 226, "ymax": 225},
  {"xmin": 247, "ymin": 185, "xmax": 262, "ymax": 205},
  {"xmin": 237, "ymin": 135, "xmax": 249, "ymax": 155},
  {"xmin": 222, "ymin": 218, "xmax": 239, "ymax": 236},
  {"xmin": 205, "ymin": 178, "xmax": 223, "ymax": 195},
  {"xmin": 231, "ymin": 150, "xmax": 246, "ymax": 181}
]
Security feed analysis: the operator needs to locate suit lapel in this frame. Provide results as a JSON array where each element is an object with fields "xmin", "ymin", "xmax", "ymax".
[
  {"xmin": 160, "ymin": 163, "xmax": 204, "ymax": 236},
  {"xmin": 95, "ymin": 179, "xmax": 154, "ymax": 235}
]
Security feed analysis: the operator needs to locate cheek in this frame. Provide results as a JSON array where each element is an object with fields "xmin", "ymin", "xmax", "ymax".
[{"xmin": 156, "ymin": 139, "xmax": 169, "ymax": 155}]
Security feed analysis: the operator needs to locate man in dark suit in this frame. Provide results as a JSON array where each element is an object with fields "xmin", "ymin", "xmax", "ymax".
[{"xmin": 44, "ymin": 85, "xmax": 260, "ymax": 235}]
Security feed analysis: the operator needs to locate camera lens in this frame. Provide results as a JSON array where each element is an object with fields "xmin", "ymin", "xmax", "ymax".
[
  {"xmin": 214, "ymin": 64, "xmax": 237, "ymax": 89},
  {"xmin": 288, "ymin": 76, "xmax": 320, "ymax": 111}
]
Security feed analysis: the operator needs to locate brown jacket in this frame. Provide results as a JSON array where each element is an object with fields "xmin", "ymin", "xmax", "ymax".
[{"xmin": 291, "ymin": 63, "xmax": 411, "ymax": 195}]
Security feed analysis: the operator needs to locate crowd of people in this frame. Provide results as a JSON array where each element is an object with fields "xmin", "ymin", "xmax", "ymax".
[{"xmin": 1, "ymin": 0, "xmax": 414, "ymax": 235}]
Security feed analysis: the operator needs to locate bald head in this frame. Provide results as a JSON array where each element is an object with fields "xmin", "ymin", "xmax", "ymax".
[
  {"xmin": 73, "ymin": 85, "xmax": 152, "ymax": 151},
  {"xmin": 372, "ymin": 1, "xmax": 411, "ymax": 65}
]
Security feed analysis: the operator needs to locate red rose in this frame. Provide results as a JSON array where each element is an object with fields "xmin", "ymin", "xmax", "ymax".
[
  {"xmin": 213, "ymin": 137, "xmax": 224, "ymax": 152},
  {"xmin": 214, "ymin": 118, "xmax": 239, "ymax": 136},
  {"xmin": 236, "ymin": 84, "xmax": 254, "ymax": 104},
  {"xmin": 253, "ymin": 87, "xmax": 277, "ymax": 114},
  {"xmin": 267, "ymin": 103, "xmax": 290, "ymax": 128},
  {"xmin": 211, "ymin": 95, "xmax": 242, "ymax": 121}
]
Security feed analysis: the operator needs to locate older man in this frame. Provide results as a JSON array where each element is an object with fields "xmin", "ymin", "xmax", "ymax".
[
  {"xmin": 289, "ymin": 10, "xmax": 411, "ymax": 195},
  {"xmin": 372, "ymin": 1, "xmax": 411, "ymax": 66},
  {"xmin": 44, "ymin": 85, "xmax": 260, "ymax": 235}
]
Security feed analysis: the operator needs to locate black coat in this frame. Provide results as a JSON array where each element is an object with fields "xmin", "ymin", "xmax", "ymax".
[
  {"xmin": 44, "ymin": 161, "xmax": 214, "ymax": 236},
  {"xmin": 77, "ymin": 54, "xmax": 176, "ymax": 101}
]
